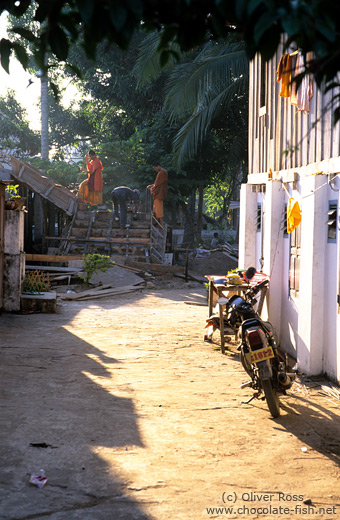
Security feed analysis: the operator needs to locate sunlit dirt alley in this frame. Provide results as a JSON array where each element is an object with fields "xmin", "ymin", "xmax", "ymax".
[{"xmin": 1, "ymin": 284, "xmax": 340, "ymax": 519}]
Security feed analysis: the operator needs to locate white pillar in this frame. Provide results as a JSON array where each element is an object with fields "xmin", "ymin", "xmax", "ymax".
[
  {"xmin": 239, "ymin": 184, "xmax": 257, "ymax": 269},
  {"xmin": 261, "ymin": 180, "xmax": 285, "ymax": 331},
  {"xmin": 4, "ymin": 210, "xmax": 25, "ymax": 312},
  {"xmin": 297, "ymin": 175, "xmax": 326, "ymax": 375}
]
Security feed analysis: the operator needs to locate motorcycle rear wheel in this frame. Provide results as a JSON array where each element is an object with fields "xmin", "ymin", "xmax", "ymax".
[
  {"xmin": 240, "ymin": 351, "xmax": 251, "ymax": 376},
  {"xmin": 262, "ymin": 379, "xmax": 280, "ymax": 418}
]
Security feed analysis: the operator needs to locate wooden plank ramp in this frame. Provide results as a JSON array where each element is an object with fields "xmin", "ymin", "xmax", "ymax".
[{"xmin": 0, "ymin": 151, "xmax": 77, "ymax": 216}]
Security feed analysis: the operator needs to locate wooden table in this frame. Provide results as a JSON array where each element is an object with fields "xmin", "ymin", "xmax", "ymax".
[{"xmin": 206, "ymin": 275, "xmax": 268, "ymax": 353}]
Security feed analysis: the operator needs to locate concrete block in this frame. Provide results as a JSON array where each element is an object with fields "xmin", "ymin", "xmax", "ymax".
[{"xmin": 20, "ymin": 291, "xmax": 57, "ymax": 313}]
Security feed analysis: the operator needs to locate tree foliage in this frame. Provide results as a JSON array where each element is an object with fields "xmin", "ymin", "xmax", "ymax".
[
  {"xmin": 164, "ymin": 38, "xmax": 248, "ymax": 166},
  {"xmin": 65, "ymin": 33, "xmax": 166, "ymax": 140},
  {"xmin": 1, "ymin": 1, "xmax": 340, "ymax": 103},
  {"xmin": 134, "ymin": 31, "xmax": 248, "ymax": 228},
  {"xmin": 0, "ymin": 90, "xmax": 40, "ymax": 154}
]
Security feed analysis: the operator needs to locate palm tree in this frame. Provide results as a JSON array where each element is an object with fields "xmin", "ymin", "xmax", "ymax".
[
  {"xmin": 40, "ymin": 71, "xmax": 49, "ymax": 159},
  {"xmin": 135, "ymin": 32, "xmax": 249, "ymax": 170},
  {"xmin": 135, "ymin": 31, "xmax": 249, "ymax": 247}
]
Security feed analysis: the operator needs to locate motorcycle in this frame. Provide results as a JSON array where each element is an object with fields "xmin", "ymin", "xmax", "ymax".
[{"xmin": 219, "ymin": 267, "xmax": 296, "ymax": 418}]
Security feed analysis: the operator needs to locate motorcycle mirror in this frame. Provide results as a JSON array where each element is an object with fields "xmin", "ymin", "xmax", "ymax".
[
  {"xmin": 244, "ymin": 266, "xmax": 256, "ymax": 281},
  {"xmin": 217, "ymin": 297, "xmax": 229, "ymax": 306}
]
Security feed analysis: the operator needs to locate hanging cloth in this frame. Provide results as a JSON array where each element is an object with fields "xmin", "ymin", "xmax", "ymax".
[
  {"xmin": 290, "ymin": 52, "xmax": 314, "ymax": 113},
  {"xmin": 277, "ymin": 53, "xmax": 293, "ymax": 97},
  {"xmin": 287, "ymin": 197, "xmax": 301, "ymax": 233}
]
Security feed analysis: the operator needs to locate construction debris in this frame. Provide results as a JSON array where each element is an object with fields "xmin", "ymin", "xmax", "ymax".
[
  {"xmin": 292, "ymin": 375, "xmax": 340, "ymax": 403},
  {"xmin": 125, "ymin": 260, "xmax": 184, "ymax": 273},
  {"xmin": 189, "ymin": 250, "xmax": 238, "ymax": 277},
  {"xmin": 23, "ymin": 247, "xmax": 223, "ymax": 302},
  {"xmin": 320, "ymin": 382, "xmax": 340, "ymax": 400},
  {"xmin": 59, "ymin": 284, "xmax": 143, "ymax": 301},
  {"xmin": 89, "ymin": 265, "xmax": 145, "ymax": 287}
]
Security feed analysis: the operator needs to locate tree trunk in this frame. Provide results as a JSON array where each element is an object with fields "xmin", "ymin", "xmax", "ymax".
[
  {"xmin": 34, "ymin": 71, "xmax": 49, "ymax": 253},
  {"xmin": 40, "ymin": 74, "xmax": 49, "ymax": 159},
  {"xmin": 181, "ymin": 188, "xmax": 196, "ymax": 248},
  {"xmin": 196, "ymin": 185, "xmax": 204, "ymax": 244},
  {"xmin": 33, "ymin": 193, "xmax": 44, "ymax": 251}
]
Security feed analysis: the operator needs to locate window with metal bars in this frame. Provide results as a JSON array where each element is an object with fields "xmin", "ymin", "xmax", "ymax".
[
  {"xmin": 289, "ymin": 224, "xmax": 301, "ymax": 298},
  {"xmin": 256, "ymin": 203, "xmax": 262, "ymax": 232},
  {"xmin": 282, "ymin": 204, "xmax": 288, "ymax": 236},
  {"xmin": 327, "ymin": 201, "xmax": 337, "ymax": 243}
]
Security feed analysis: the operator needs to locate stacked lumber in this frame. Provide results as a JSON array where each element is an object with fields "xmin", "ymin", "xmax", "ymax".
[{"xmin": 60, "ymin": 283, "xmax": 144, "ymax": 301}]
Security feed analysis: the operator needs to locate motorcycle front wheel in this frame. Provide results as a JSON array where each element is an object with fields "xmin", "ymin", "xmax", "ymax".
[{"xmin": 262, "ymin": 379, "xmax": 280, "ymax": 418}]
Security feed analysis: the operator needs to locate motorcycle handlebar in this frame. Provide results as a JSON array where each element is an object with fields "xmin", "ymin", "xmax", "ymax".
[
  {"xmin": 246, "ymin": 279, "xmax": 269, "ymax": 298},
  {"xmin": 255, "ymin": 279, "xmax": 269, "ymax": 291}
]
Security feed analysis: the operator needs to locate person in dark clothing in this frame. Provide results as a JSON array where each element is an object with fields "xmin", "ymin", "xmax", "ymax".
[{"xmin": 111, "ymin": 187, "xmax": 140, "ymax": 228}]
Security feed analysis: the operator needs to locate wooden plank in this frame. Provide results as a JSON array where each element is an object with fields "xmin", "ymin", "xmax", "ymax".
[
  {"xmin": 46, "ymin": 236, "xmax": 151, "ymax": 245},
  {"xmin": 104, "ymin": 210, "xmax": 115, "ymax": 255},
  {"xmin": 248, "ymin": 58, "xmax": 254, "ymax": 174},
  {"xmin": 60, "ymin": 284, "xmax": 113, "ymax": 298},
  {"xmin": 44, "ymin": 184, "xmax": 54, "ymax": 196},
  {"xmin": 25, "ymin": 254, "xmax": 84, "ymax": 263},
  {"xmin": 84, "ymin": 211, "xmax": 97, "ymax": 254},
  {"xmin": 323, "ymin": 87, "xmax": 332, "ymax": 160},
  {"xmin": 313, "ymin": 86, "xmax": 321, "ymax": 162},
  {"xmin": 114, "ymin": 262, "xmax": 144, "ymax": 273},
  {"xmin": 4, "ymin": 152, "xmax": 76, "ymax": 215},
  {"xmin": 125, "ymin": 260, "xmax": 184, "ymax": 273},
  {"xmin": 25, "ymin": 265, "xmax": 83, "ymax": 272},
  {"xmin": 60, "ymin": 284, "xmax": 142, "ymax": 300}
]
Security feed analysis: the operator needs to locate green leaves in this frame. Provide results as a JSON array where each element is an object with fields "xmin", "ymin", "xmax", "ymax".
[
  {"xmin": 11, "ymin": 45, "xmax": 29, "ymax": 72},
  {"xmin": 109, "ymin": 2, "xmax": 128, "ymax": 31},
  {"xmin": 164, "ymin": 38, "xmax": 248, "ymax": 167},
  {"xmin": 81, "ymin": 254, "xmax": 115, "ymax": 284},
  {"xmin": 75, "ymin": 0, "xmax": 95, "ymax": 24},
  {"xmin": 10, "ymin": 25, "xmax": 38, "ymax": 43},
  {"xmin": 0, "ymin": 37, "xmax": 29, "ymax": 74},
  {"xmin": 0, "ymin": 38, "xmax": 11, "ymax": 73},
  {"xmin": 49, "ymin": 25, "xmax": 70, "ymax": 61}
]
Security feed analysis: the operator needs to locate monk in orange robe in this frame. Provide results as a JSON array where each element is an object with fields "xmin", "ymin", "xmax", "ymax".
[
  {"xmin": 78, "ymin": 149, "xmax": 103, "ymax": 207},
  {"xmin": 147, "ymin": 163, "xmax": 168, "ymax": 225}
]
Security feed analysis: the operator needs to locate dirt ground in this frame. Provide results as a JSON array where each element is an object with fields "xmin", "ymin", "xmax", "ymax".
[{"xmin": 1, "ymin": 257, "xmax": 340, "ymax": 520}]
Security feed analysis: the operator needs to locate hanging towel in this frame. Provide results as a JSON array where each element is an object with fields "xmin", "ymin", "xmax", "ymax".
[
  {"xmin": 277, "ymin": 53, "xmax": 293, "ymax": 97},
  {"xmin": 287, "ymin": 197, "xmax": 301, "ymax": 233}
]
